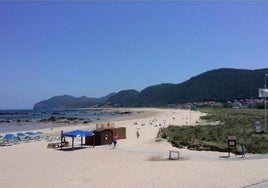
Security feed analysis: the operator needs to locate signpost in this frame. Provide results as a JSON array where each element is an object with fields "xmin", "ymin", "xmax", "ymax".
[
  {"xmin": 255, "ymin": 121, "xmax": 261, "ymax": 134},
  {"xmin": 265, "ymin": 74, "xmax": 268, "ymax": 132},
  {"xmin": 258, "ymin": 73, "xmax": 268, "ymax": 132},
  {"xmin": 227, "ymin": 136, "xmax": 237, "ymax": 157}
]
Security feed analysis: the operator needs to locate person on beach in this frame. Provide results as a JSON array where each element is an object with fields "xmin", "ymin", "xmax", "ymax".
[
  {"xmin": 136, "ymin": 130, "xmax": 140, "ymax": 139},
  {"xmin": 113, "ymin": 133, "xmax": 118, "ymax": 149},
  {"xmin": 241, "ymin": 145, "xmax": 246, "ymax": 158}
]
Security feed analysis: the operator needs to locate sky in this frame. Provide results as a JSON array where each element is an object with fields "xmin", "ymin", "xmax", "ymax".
[{"xmin": 1, "ymin": 1, "xmax": 268, "ymax": 109}]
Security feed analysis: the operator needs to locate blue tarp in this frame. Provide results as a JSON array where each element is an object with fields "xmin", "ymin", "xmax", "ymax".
[{"xmin": 62, "ymin": 130, "xmax": 94, "ymax": 137}]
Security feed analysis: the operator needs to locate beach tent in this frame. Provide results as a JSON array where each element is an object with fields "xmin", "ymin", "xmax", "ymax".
[{"xmin": 61, "ymin": 130, "xmax": 94, "ymax": 150}]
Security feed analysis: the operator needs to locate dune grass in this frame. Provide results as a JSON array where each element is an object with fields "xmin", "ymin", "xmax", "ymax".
[{"xmin": 161, "ymin": 108, "xmax": 268, "ymax": 154}]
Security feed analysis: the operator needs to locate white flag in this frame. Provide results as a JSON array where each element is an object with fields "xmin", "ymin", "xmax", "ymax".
[{"xmin": 259, "ymin": 88, "xmax": 268, "ymax": 97}]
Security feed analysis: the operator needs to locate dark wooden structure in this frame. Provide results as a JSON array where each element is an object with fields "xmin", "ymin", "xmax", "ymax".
[
  {"xmin": 85, "ymin": 129, "xmax": 113, "ymax": 146},
  {"xmin": 85, "ymin": 126, "xmax": 127, "ymax": 146},
  {"xmin": 227, "ymin": 136, "xmax": 237, "ymax": 157},
  {"xmin": 111, "ymin": 127, "xmax": 126, "ymax": 139}
]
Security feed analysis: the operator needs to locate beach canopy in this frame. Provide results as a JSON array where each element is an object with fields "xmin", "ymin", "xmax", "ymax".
[
  {"xmin": 61, "ymin": 130, "xmax": 94, "ymax": 150},
  {"xmin": 62, "ymin": 130, "xmax": 94, "ymax": 138}
]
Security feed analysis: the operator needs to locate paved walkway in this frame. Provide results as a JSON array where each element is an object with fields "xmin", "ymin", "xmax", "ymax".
[
  {"xmin": 99, "ymin": 145, "xmax": 268, "ymax": 187},
  {"xmin": 98, "ymin": 145, "xmax": 268, "ymax": 161},
  {"xmin": 243, "ymin": 179, "xmax": 268, "ymax": 188}
]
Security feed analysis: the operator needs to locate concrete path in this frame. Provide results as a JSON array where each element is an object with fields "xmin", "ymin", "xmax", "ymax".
[
  {"xmin": 99, "ymin": 145, "xmax": 268, "ymax": 188},
  {"xmin": 242, "ymin": 179, "xmax": 268, "ymax": 188},
  {"xmin": 98, "ymin": 145, "xmax": 268, "ymax": 161}
]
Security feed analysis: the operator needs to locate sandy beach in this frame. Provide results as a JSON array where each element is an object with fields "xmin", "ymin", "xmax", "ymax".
[{"xmin": 0, "ymin": 108, "xmax": 268, "ymax": 188}]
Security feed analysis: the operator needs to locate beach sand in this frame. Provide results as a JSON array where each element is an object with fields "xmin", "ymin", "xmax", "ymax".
[{"xmin": 0, "ymin": 108, "xmax": 267, "ymax": 188}]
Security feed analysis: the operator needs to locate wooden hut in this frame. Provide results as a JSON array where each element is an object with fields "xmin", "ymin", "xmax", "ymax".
[
  {"xmin": 111, "ymin": 127, "xmax": 126, "ymax": 139},
  {"xmin": 85, "ymin": 129, "xmax": 113, "ymax": 146}
]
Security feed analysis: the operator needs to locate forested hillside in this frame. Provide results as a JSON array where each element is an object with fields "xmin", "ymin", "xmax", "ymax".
[{"xmin": 33, "ymin": 68, "xmax": 268, "ymax": 109}]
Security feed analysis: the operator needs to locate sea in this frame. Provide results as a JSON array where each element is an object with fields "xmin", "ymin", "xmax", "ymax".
[{"xmin": 0, "ymin": 109, "xmax": 132, "ymax": 134}]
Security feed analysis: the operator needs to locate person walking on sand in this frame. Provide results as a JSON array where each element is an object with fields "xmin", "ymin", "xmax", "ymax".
[
  {"xmin": 136, "ymin": 130, "xmax": 140, "ymax": 139},
  {"xmin": 113, "ymin": 133, "xmax": 118, "ymax": 149},
  {"xmin": 241, "ymin": 145, "xmax": 246, "ymax": 158}
]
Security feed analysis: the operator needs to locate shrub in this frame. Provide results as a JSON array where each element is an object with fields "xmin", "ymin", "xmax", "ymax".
[{"xmin": 162, "ymin": 108, "xmax": 268, "ymax": 154}]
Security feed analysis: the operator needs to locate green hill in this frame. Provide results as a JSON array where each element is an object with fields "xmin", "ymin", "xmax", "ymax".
[
  {"xmin": 104, "ymin": 90, "xmax": 140, "ymax": 107},
  {"xmin": 177, "ymin": 68, "xmax": 264, "ymax": 102},
  {"xmin": 33, "ymin": 95, "xmax": 76, "ymax": 109},
  {"xmin": 33, "ymin": 93, "xmax": 114, "ymax": 109},
  {"xmin": 105, "ymin": 68, "xmax": 268, "ymax": 107},
  {"xmin": 33, "ymin": 68, "xmax": 268, "ymax": 109}
]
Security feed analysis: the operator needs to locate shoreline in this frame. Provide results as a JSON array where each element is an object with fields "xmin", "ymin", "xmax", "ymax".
[{"xmin": 0, "ymin": 108, "xmax": 153, "ymax": 134}]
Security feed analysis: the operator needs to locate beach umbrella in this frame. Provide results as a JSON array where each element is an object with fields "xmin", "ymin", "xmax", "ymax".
[
  {"xmin": 34, "ymin": 131, "xmax": 43, "ymax": 140},
  {"xmin": 17, "ymin": 132, "xmax": 26, "ymax": 137},
  {"xmin": 35, "ymin": 131, "xmax": 44, "ymax": 135},
  {"xmin": 4, "ymin": 134, "xmax": 16, "ymax": 140},
  {"xmin": 25, "ymin": 131, "xmax": 35, "ymax": 136}
]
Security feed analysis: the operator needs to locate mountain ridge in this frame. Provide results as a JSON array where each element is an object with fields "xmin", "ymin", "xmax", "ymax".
[{"xmin": 33, "ymin": 68, "xmax": 268, "ymax": 109}]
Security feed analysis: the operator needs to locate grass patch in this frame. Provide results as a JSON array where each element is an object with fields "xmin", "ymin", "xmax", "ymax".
[{"xmin": 161, "ymin": 108, "xmax": 268, "ymax": 154}]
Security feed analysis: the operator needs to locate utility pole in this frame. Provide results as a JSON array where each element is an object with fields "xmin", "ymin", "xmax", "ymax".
[{"xmin": 265, "ymin": 74, "xmax": 268, "ymax": 132}]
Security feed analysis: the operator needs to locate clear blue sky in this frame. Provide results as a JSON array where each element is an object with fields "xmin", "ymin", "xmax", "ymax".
[{"xmin": 1, "ymin": 1, "xmax": 268, "ymax": 109}]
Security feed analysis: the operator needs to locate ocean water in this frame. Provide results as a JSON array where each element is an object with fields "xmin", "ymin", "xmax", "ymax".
[{"xmin": 0, "ymin": 109, "xmax": 132, "ymax": 134}]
